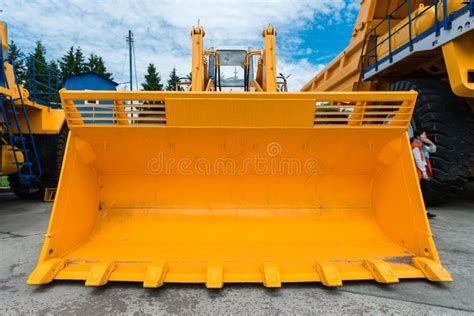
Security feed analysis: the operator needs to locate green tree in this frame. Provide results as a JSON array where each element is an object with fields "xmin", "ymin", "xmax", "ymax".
[
  {"xmin": 48, "ymin": 60, "xmax": 61, "ymax": 104},
  {"xmin": 140, "ymin": 63, "xmax": 164, "ymax": 118},
  {"xmin": 59, "ymin": 46, "xmax": 86, "ymax": 77},
  {"xmin": 84, "ymin": 53, "xmax": 113, "ymax": 80},
  {"xmin": 166, "ymin": 67, "xmax": 182, "ymax": 91},
  {"xmin": 48, "ymin": 60, "xmax": 60, "ymax": 77},
  {"xmin": 142, "ymin": 63, "xmax": 163, "ymax": 91},
  {"xmin": 8, "ymin": 41, "xmax": 27, "ymax": 84},
  {"xmin": 27, "ymin": 41, "xmax": 50, "ymax": 102},
  {"xmin": 59, "ymin": 47, "xmax": 75, "ymax": 77},
  {"xmin": 73, "ymin": 47, "xmax": 86, "ymax": 74}
]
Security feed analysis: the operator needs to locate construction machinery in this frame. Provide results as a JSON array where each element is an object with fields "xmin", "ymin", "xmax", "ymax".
[
  {"xmin": 28, "ymin": 25, "xmax": 452, "ymax": 288},
  {"xmin": 302, "ymin": 0, "xmax": 474, "ymax": 205},
  {"xmin": 0, "ymin": 21, "xmax": 67, "ymax": 198}
]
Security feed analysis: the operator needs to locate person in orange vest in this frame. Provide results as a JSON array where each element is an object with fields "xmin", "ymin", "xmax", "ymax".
[{"xmin": 411, "ymin": 130, "xmax": 437, "ymax": 218}]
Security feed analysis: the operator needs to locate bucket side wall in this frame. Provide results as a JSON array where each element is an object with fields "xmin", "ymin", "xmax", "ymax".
[
  {"xmin": 37, "ymin": 132, "xmax": 101, "ymax": 262},
  {"xmin": 371, "ymin": 133, "xmax": 439, "ymax": 261}
]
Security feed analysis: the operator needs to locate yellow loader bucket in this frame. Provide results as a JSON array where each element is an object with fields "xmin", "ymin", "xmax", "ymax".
[{"xmin": 28, "ymin": 90, "xmax": 451, "ymax": 288}]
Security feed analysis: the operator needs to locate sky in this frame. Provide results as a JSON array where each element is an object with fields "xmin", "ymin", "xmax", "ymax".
[{"xmin": 2, "ymin": 0, "xmax": 359, "ymax": 91}]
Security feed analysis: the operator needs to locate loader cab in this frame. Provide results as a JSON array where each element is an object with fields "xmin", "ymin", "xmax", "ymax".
[{"xmin": 208, "ymin": 46, "xmax": 254, "ymax": 91}]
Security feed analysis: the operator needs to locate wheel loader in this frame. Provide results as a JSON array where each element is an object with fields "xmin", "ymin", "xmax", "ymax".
[
  {"xmin": 27, "ymin": 24, "xmax": 452, "ymax": 288},
  {"xmin": 302, "ymin": 0, "xmax": 474, "ymax": 206},
  {"xmin": 0, "ymin": 21, "xmax": 67, "ymax": 199}
]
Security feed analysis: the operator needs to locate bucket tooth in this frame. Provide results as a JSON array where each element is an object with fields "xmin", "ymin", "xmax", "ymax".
[
  {"xmin": 262, "ymin": 263, "xmax": 281, "ymax": 288},
  {"xmin": 315, "ymin": 262, "xmax": 342, "ymax": 287},
  {"xmin": 206, "ymin": 264, "xmax": 224, "ymax": 289},
  {"xmin": 143, "ymin": 263, "xmax": 168, "ymax": 288},
  {"xmin": 27, "ymin": 258, "xmax": 66, "ymax": 285},
  {"xmin": 363, "ymin": 259, "xmax": 399, "ymax": 283},
  {"xmin": 85, "ymin": 261, "xmax": 116, "ymax": 286},
  {"xmin": 412, "ymin": 257, "xmax": 453, "ymax": 282}
]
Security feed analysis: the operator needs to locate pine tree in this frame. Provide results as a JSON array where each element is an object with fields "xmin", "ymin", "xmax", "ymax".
[
  {"xmin": 73, "ymin": 47, "xmax": 86, "ymax": 74},
  {"xmin": 84, "ymin": 54, "xmax": 113, "ymax": 80},
  {"xmin": 166, "ymin": 67, "xmax": 182, "ymax": 91},
  {"xmin": 140, "ymin": 63, "xmax": 164, "ymax": 117},
  {"xmin": 27, "ymin": 41, "xmax": 50, "ymax": 102},
  {"xmin": 8, "ymin": 41, "xmax": 27, "ymax": 84},
  {"xmin": 48, "ymin": 60, "xmax": 61, "ymax": 104},
  {"xmin": 142, "ymin": 63, "xmax": 163, "ymax": 91},
  {"xmin": 60, "ymin": 46, "xmax": 86, "ymax": 77},
  {"xmin": 29, "ymin": 41, "xmax": 48, "ymax": 68},
  {"xmin": 59, "ymin": 46, "xmax": 76, "ymax": 77},
  {"xmin": 48, "ymin": 60, "xmax": 60, "ymax": 76}
]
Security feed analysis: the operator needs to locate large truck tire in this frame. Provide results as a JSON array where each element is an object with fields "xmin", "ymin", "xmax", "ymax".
[
  {"xmin": 390, "ymin": 79, "xmax": 474, "ymax": 206},
  {"xmin": 8, "ymin": 124, "xmax": 68, "ymax": 199},
  {"xmin": 41, "ymin": 124, "xmax": 68, "ymax": 189},
  {"xmin": 7, "ymin": 174, "xmax": 42, "ymax": 199}
]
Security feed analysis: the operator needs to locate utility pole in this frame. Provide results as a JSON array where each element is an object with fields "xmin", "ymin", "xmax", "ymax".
[{"xmin": 126, "ymin": 30, "xmax": 134, "ymax": 91}]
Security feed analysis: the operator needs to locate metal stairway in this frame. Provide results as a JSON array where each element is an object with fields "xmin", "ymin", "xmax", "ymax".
[{"xmin": 0, "ymin": 59, "xmax": 42, "ymax": 187}]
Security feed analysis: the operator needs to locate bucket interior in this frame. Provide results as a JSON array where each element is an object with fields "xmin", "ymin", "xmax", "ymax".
[{"xmin": 46, "ymin": 127, "xmax": 433, "ymax": 269}]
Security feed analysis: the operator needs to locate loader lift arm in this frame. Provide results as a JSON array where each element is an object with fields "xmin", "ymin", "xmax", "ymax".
[{"xmin": 190, "ymin": 25, "xmax": 278, "ymax": 92}]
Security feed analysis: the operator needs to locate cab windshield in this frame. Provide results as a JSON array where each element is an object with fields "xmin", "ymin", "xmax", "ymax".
[{"xmin": 218, "ymin": 50, "xmax": 247, "ymax": 87}]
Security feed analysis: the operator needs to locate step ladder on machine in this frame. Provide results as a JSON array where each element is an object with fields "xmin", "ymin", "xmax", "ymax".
[{"xmin": 0, "ymin": 58, "xmax": 42, "ymax": 191}]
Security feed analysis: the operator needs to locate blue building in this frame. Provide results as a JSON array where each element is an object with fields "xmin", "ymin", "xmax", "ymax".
[
  {"xmin": 63, "ymin": 72, "xmax": 118, "ymax": 123},
  {"xmin": 62, "ymin": 72, "xmax": 118, "ymax": 91}
]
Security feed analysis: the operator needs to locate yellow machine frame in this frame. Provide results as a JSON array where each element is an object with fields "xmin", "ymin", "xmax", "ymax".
[{"xmin": 1, "ymin": 21, "xmax": 65, "ymax": 178}]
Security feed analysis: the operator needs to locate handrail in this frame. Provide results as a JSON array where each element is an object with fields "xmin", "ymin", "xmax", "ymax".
[
  {"xmin": 360, "ymin": 0, "xmax": 470, "ymax": 76},
  {"xmin": 362, "ymin": 2, "xmax": 434, "ymax": 65},
  {"xmin": 26, "ymin": 57, "xmax": 62, "ymax": 108}
]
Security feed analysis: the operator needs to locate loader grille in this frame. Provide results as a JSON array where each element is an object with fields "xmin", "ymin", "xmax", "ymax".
[
  {"xmin": 60, "ymin": 90, "xmax": 416, "ymax": 128},
  {"xmin": 314, "ymin": 100, "xmax": 413, "ymax": 126},
  {"xmin": 63, "ymin": 99, "xmax": 167, "ymax": 126}
]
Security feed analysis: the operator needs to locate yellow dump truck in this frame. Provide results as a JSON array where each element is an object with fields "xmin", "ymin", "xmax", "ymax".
[
  {"xmin": 302, "ymin": 0, "xmax": 474, "ymax": 205},
  {"xmin": 1, "ymin": 21, "xmax": 67, "ymax": 198},
  {"xmin": 27, "ymin": 25, "xmax": 452, "ymax": 288}
]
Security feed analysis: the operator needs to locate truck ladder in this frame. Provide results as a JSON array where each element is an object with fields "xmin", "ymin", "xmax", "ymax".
[{"xmin": 0, "ymin": 59, "xmax": 42, "ymax": 187}]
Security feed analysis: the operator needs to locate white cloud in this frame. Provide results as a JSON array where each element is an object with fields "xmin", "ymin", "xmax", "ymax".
[
  {"xmin": 278, "ymin": 58, "xmax": 325, "ymax": 91},
  {"xmin": 2, "ymin": 0, "xmax": 358, "ymax": 90}
]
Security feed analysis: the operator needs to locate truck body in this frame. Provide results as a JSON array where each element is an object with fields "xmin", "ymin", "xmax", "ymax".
[
  {"xmin": 0, "ymin": 21, "xmax": 67, "ymax": 198},
  {"xmin": 302, "ymin": 0, "xmax": 474, "ymax": 205}
]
